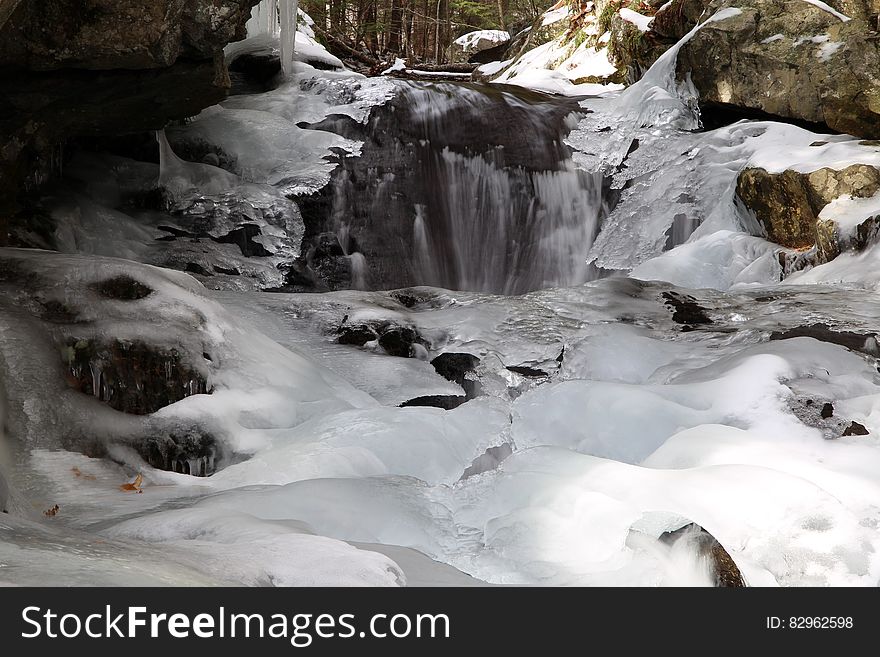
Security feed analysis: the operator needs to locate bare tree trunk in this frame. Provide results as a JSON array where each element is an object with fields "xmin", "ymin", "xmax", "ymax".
[
  {"xmin": 496, "ymin": 0, "xmax": 507, "ymax": 31},
  {"xmin": 387, "ymin": 0, "xmax": 404, "ymax": 54}
]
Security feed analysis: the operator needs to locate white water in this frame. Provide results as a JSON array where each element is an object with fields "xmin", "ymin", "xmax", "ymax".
[{"xmin": 417, "ymin": 150, "xmax": 603, "ymax": 294}]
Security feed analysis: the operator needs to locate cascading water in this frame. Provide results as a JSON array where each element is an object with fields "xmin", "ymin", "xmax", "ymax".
[
  {"xmin": 308, "ymin": 81, "xmax": 609, "ymax": 295},
  {"xmin": 245, "ymin": 0, "xmax": 299, "ymax": 77}
]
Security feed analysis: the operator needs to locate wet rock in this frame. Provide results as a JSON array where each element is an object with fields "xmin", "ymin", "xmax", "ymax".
[
  {"xmin": 295, "ymin": 81, "xmax": 588, "ymax": 293},
  {"xmin": 62, "ymin": 338, "xmax": 210, "ymax": 415},
  {"xmin": 228, "ymin": 49, "xmax": 281, "ymax": 95},
  {"xmin": 843, "ymin": 421, "xmax": 870, "ymax": 436},
  {"xmin": 662, "ymin": 291, "xmax": 713, "ymax": 326},
  {"xmin": 661, "ymin": 523, "xmax": 746, "ymax": 587},
  {"xmin": 138, "ymin": 428, "xmax": 219, "ymax": 477},
  {"xmin": 506, "ymin": 365, "xmax": 549, "ymax": 378},
  {"xmin": 215, "ymin": 224, "xmax": 273, "ymax": 258},
  {"xmin": 770, "ymin": 323, "xmax": 880, "ymax": 356},
  {"xmin": 93, "ymin": 275, "xmax": 153, "ymax": 301},
  {"xmin": 336, "ymin": 320, "xmax": 428, "ymax": 358},
  {"xmin": 431, "ymin": 353, "xmax": 480, "ymax": 385},
  {"xmin": 460, "ymin": 443, "xmax": 514, "ymax": 479},
  {"xmin": 185, "ymin": 262, "xmax": 213, "ymax": 276},
  {"xmin": 378, "ymin": 326, "xmax": 422, "ymax": 358},
  {"xmin": 337, "ymin": 325, "xmax": 379, "ymax": 347},
  {"xmin": 39, "ymin": 299, "xmax": 81, "ymax": 324},
  {"xmin": 789, "ymin": 395, "xmax": 849, "ymax": 439},
  {"xmin": 399, "ymin": 395, "xmax": 468, "ymax": 410},
  {"xmin": 431, "ymin": 352, "xmax": 482, "ymax": 399}
]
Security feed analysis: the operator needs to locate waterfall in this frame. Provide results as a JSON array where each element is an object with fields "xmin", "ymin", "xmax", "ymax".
[
  {"xmin": 414, "ymin": 150, "xmax": 602, "ymax": 294},
  {"xmin": 320, "ymin": 81, "xmax": 606, "ymax": 295},
  {"xmin": 245, "ymin": 0, "xmax": 299, "ymax": 76}
]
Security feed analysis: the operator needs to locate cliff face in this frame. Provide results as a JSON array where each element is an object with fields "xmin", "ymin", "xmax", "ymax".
[{"xmin": 0, "ymin": 0, "xmax": 261, "ymax": 227}]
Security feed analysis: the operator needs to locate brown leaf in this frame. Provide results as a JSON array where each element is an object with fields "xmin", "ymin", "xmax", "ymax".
[{"xmin": 119, "ymin": 473, "xmax": 144, "ymax": 492}]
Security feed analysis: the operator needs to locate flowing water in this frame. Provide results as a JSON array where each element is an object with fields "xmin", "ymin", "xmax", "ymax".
[{"xmin": 308, "ymin": 81, "xmax": 609, "ymax": 294}]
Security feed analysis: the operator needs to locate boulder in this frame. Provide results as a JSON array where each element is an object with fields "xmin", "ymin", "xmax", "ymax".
[
  {"xmin": 737, "ymin": 164, "xmax": 880, "ymax": 260},
  {"xmin": 676, "ymin": 0, "xmax": 880, "ymax": 138},
  {"xmin": 449, "ymin": 29, "xmax": 510, "ymax": 64}
]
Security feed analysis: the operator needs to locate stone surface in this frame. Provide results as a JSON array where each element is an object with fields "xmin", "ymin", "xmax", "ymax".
[
  {"xmin": 63, "ymin": 338, "xmax": 211, "ymax": 415},
  {"xmin": 0, "ymin": 0, "xmax": 260, "ymax": 227},
  {"xmin": 737, "ymin": 165, "xmax": 880, "ymax": 259},
  {"xmin": 677, "ymin": 0, "xmax": 880, "ymax": 138},
  {"xmin": 0, "ymin": 0, "xmax": 258, "ymax": 70}
]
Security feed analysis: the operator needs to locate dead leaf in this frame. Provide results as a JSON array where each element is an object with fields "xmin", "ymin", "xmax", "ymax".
[
  {"xmin": 119, "ymin": 473, "xmax": 144, "ymax": 492},
  {"xmin": 43, "ymin": 504, "xmax": 60, "ymax": 517}
]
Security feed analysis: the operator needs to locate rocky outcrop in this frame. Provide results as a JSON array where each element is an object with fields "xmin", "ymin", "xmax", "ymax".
[
  {"xmin": 63, "ymin": 338, "xmax": 211, "ymax": 415},
  {"xmin": 0, "ymin": 0, "xmax": 255, "ymax": 70},
  {"xmin": 0, "ymin": 0, "xmax": 261, "ymax": 227},
  {"xmin": 676, "ymin": 0, "xmax": 880, "ymax": 138},
  {"xmin": 737, "ymin": 164, "xmax": 880, "ymax": 261},
  {"xmin": 449, "ymin": 30, "xmax": 510, "ymax": 64}
]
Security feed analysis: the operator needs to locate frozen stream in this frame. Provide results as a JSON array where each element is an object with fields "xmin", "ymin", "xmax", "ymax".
[{"xmin": 2, "ymin": 6, "xmax": 880, "ymax": 587}]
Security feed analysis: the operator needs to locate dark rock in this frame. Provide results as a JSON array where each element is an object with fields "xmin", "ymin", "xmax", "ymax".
[
  {"xmin": 39, "ymin": 299, "xmax": 81, "ymax": 324},
  {"xmin": 459, "ymin": 443, "xmax": 513, "ymax": 480},
  {"xmin": 661, "ymin": 523, "xmax": 746, "ymax": 587},
  {"xmin": 662, "ymin": 291, "xmax": 713, "ymax": 326},
  {"xmin": 214, "ymin": 224, "xmax": 273, "ymax": 257},
  {"xmin": 821, "ymin": 402, "xmax": 834, "ymax": 419},
  {"xmin": 138, "ymin": 428, "xmax": 219, "ymax": 477},
  {"xmin": 506, "ymin": 365, "xmax": 549, "ymax": 378},
  {"xmin": 337, "ymin": 325, "xmax": 379, "ymax": 347},
  {"xmin": 431, "ymin": 353, "xmax": 480, "ymax": 386},
  {"xmin": 228, "ymin": 50, "xmax": 281, "ymax": 95},
  {"xmin": 62, "ymin": 338, "xmax": 210, "ymax": 415},
  {"xmin": 769, "ymin": 323, "xmax": 880, "ymax": 356},
  {"xmin": 431, "ymin": 352, "xmax": 482, "ymax": 399},
  {"xmin": 400, "ymin": 395, "xmax": 468, "ymax": 410},
  {"xmin": 0, "ymin": 0, "xmax": 260, "ymax": 226},
  {"xmin": 468, "ymin": 40, "xmax": 511, "ymax": 65},
  {"xmin": 185, "ymin": 262, "xmax": 213, "ymax": 276},
  {"xmin": 212, "ymin": 265, "xmax": 240, "ymax": 276},
  {"xmin": 378, "ymin": 326, "xmax": 421, "ymax": 358},
  {"xmin": 93, "ymin": 275, "xmax": 153, "ymax": 301},
  {"xmin": 0, "ymin": 0, "xmax": 258, "ymax": 70},
  {"xmin": 843, "ymin": 421, "xmax": 870, "ymax": 436}
]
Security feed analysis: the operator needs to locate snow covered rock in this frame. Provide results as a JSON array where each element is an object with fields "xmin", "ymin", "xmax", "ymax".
[
  {"xmin": 449, "ymin": 30, "xmax": 511, "ymax": 63},
  {"xmin": 737, "ymin": 164, "xmax": 880, "ymax": 260},
  {"xmin": 676, "ymin": 0, "xmax": 880, "ymax": 138}
]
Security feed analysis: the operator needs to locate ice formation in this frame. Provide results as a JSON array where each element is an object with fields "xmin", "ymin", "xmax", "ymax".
[{"xmin": 5, "ymin": 6, "xmax": 880, "ymax": 590}]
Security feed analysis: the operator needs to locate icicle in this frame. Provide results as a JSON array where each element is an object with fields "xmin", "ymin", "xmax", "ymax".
[
  {"xmin": 245, "ymin": 0, "xmax": 298, "ymax": 77},
  {"xmin": 279, "ymin": 0, "xmax": 299, "ymax": 78}
]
